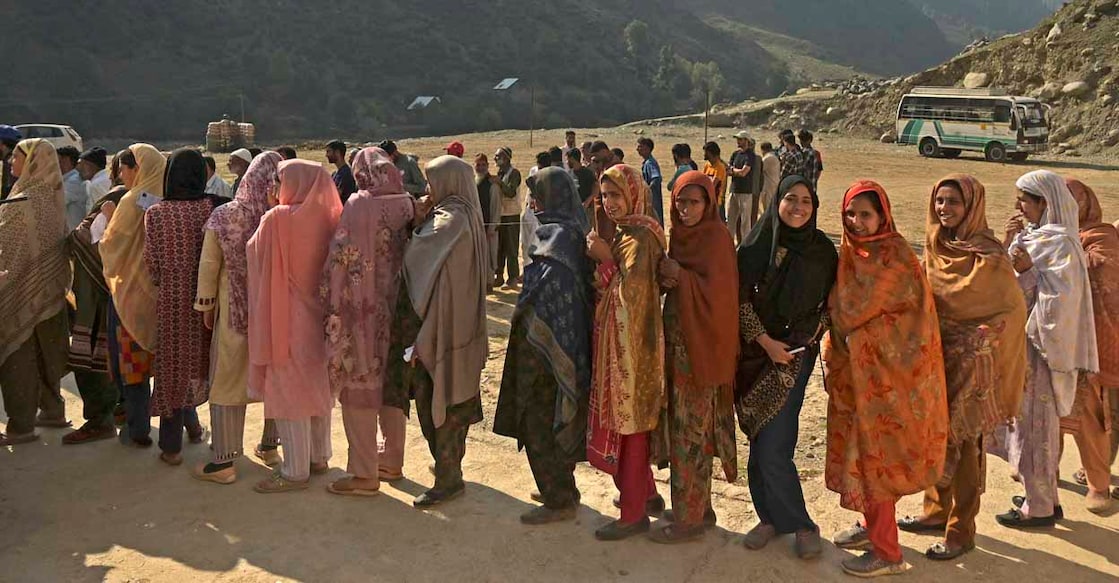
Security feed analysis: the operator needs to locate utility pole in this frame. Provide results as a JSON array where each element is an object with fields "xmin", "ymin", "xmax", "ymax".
[
  {"xmin": 704, "ymin": 88, "xmax": 710, "ymax": 144},
  {"xmin": 240, "ymin": 93, "xmax": 245, "ymax": 122}
]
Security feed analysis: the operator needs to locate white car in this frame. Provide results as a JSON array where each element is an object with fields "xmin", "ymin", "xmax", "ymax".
[{"xmin": 14, "ymin": 124, "xmax": 83, "ymax": 152}]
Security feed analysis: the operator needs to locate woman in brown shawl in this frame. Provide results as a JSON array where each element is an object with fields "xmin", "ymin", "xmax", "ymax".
[
  {"xmin": 0, "ymin": 139, "xmax": 71, "ymax": 445},
  {"xmin": 893, "ymin": 175, "xmax": 1027, "ymax": 559},
  {"xmin": 389, "ymin": 155, "xmax": 488, "ymax": 507},
  {"xmin": 650, "ymin": 171, "xmax": 738, "ymax": 543},
  {"xmin": 1065, "ymin": 178, "xmax": 1119, "ymax": 510}
]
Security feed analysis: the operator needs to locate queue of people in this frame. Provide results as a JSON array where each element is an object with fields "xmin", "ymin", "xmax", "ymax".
[{"xmin": 1, "ymin": 124, "xmax": 1117, "ymax": 579}]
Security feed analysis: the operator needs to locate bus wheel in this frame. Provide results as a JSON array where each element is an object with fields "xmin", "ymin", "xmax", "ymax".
[
  {"xmin": 1009, "ymin": 152, "xmax": 1029, "ymax": 162},
  {"xmin": 919, "ymin": 138, "xmax": 940, "ymax": 158},
  {"xmin": 985, "ymin": 142, "xmax": 1007, "ymax": 163},
  {"xmin": 941, "ymin": 148, "xmax": 962, "ymax": 159}
]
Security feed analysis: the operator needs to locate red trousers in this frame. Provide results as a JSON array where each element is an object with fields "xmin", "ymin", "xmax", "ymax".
[
  {"xmin": 612, "ymin": 432, "xmax": 657, "ymax": 523},
  {"xmin": 863, "ymin": 500, "xmax": 902, "ymax": 563}
]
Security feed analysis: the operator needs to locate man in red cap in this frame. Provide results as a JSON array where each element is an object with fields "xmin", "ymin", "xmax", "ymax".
[{"xmin": 444, "ymin": 141, "xmax": 465, "ymax": 158}]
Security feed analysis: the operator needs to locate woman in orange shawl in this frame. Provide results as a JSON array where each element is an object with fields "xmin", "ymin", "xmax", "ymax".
[
  {"xmin": 586, "ymin": 163, "xmax": 666, "ymax": 541},
  {"xmin": 1066, "ymin": 178, "xmax": 1119, "ymax": 510},
  {"xmin": 898, "ymin": 175, "xmax": 1026, "ymax": 561},
  {"xmin": 824, "ymin": 180, "xmax": 948, "ymax": 578},
  {"xmin": 651, "ymin": 171, "xmax": 738, "ymax": 543}
]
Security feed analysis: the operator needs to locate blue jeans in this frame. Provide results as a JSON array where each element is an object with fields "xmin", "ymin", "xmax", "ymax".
[
  {"xmin": 159, "ymin": 407, "xmax": 201, "ymax": 454},
  {"xmin": 746, "ymin": 346, "xmax": 818, "ymax": 534},
  {"xmin": 106, "ymin": 301, "xmax": 152, "ymax": 443}
]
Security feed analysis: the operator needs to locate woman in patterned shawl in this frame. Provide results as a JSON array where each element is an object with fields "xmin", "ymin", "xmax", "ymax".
[
  {"xmin": 823, "ymin": 180, "xmax": 948, "ymax": 577},
  {"xmin": 192, "ymin": 151, "xmax": 284, "ymax": 484},
  {"xmin": 322, "ymin": 147, "xmax": 415, "ymax": 497},
  {"xmin": 495, "ymin": 167, "xmax": 593, "ymax": 524},
  {"xmin": 895, "ymin": 174, "xmax": 1026, "ymax": 561},
  {"xmin": 735, "ymin": 175, "xmax": 836, "ymax": 560},
  {"xmin": 143, "ymin": 148, "xmax": 222, "ymax": 465},
  {"xmin": 0, "ymin": 139, "xmax": 71, "ymax": 445},
  {"xmin": 585, "ymin": 163, "xmax": 667, "ymax": 541}
]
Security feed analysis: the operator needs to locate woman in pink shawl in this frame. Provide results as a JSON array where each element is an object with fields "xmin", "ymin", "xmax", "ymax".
[
  {"xmin": 322, "ymin": 147, "xmax": 415, "ymax": 497},
  {"xmin": 247, "ymin": 159, "xmax": 343, "ymax": 493}
]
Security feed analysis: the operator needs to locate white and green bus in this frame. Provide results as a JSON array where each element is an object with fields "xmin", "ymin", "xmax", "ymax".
[{"xmin": 896, "ymin": 87, "xmax": 1049, "ymax": 162}]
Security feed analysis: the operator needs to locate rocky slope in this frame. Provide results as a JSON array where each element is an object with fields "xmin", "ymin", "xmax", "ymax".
[{"xmin": 737, "ymin": 0, "xmax": 1119, "ymax": 156}]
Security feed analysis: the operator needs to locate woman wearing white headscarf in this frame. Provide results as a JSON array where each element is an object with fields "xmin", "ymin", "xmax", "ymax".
[
  {"xmin": 996, "ymin": 169, "xmax": 1098, "ymax": 529},
  {"xmin": 388, "ymin": 154, "xmax": 488, "ymax": 507},
  {"xmin": 0, "ymin": 139, "xmax": 71, "ymax": 445}
]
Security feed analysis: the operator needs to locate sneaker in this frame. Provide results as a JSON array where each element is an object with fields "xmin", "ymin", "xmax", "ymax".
[
  {"xmin": 62, "ymin": 424, "xmax": 116, "ymax": 445},
  {"xmin": 594, "ymin": 517, "xmax": 650, "ymax": 541},
  {"xmin": 795, "ymin": 528, "xmax": 823, "ymax": 560},
  {"xmin": 833, "ymin": 523, "xmax": 872, "ymax": 550},
  {"xmin": 0, "ymin": 432, "xmax": 39, "ymax": 446},
  {"xmin": 192, "ymin": 462, "xmax": 237, "ymax": 485},
  {"xmin": 254, "ymin": 445, "xmax": 281, "ymax": 467},
  {"xmin": 520, "ymin": 504, "xmax": 577, "ymax": 525},
  {"xmin": 841, "ymin": 551, "xmax": 910, "ymax": 578}
]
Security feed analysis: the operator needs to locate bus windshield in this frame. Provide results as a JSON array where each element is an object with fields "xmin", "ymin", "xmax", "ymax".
[{"xmin": 1017, "ymin": 103, "xmax": 1047, "ymax": 128}]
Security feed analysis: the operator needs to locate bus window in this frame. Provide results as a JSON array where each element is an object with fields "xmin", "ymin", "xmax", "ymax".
[{"xmin": 994, "ymin": 103, "xmax": 1012, "ymax": 123}]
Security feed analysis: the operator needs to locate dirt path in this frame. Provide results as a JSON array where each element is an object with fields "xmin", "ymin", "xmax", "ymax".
[{"xmin": 3, "ymin": 130, "xmax": 1118, "ymax": 582}]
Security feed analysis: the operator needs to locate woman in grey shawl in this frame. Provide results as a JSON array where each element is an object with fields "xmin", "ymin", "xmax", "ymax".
[{"xmin": 389, "ymin": 154, "xmax": 489, "ymax": 507}]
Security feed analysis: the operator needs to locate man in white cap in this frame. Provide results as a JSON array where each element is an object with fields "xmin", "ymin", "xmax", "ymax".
[
  {"xmin": 228, "ymin": 148, "xmax": 253, "ymax": 196},
  {"xmin": 727, "ymin": 131, "xmax": 757, "ymax": 246}
]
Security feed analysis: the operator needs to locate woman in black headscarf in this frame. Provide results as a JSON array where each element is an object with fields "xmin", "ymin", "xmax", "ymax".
[
  {"xmin": 142, "ymin": 148, "xmax": 224, "ymax": 465},
  {"xmin": 736, "ymin": 175, "xmax": 838, "ymax": 560}
]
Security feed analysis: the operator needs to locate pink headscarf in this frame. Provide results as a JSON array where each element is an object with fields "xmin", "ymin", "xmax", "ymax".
[
  {"xmin": 205, "ymin": 151, "xmax": 282, "ymax": 334},
  {"xmin": 352, "ymin": 147, "xmax": 405, "ymax": 195},
  {"xmin": 247, "ymin": 160, "xmax": 343, "ymax": 373},
  {"xmin": 322, "ymin": 148, "xmax": 415, "ymax": 406}
]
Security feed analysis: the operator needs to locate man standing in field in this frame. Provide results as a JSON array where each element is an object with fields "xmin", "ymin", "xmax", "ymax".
[
  {"xmin": 798, "ymin": 129, "xmax": 823, "ymax": 189},
  {"xmin": 202, "ymin": 156, "xmax": 232, "ymax": 199},
  {"xmin": 727, "ymin": 131, "xmax": 757, "ymax": 245},
  {"xmin": 494, "ymin": 147, "xmax": 523, "ymax": 289},
  {"xmin": 702, "ymin": 141, "xmax": 728, "ymax": 222},
  {"xmin": 636, "ymin": 137, "xmax": 664, "ymax": 224},
  {"xmin": 380, "ymin": 140, "xmax": 427, "ymax": 198},
  {"xmin": 326, "ymin": 140, "xmax": 357, "ymax": 203},
  {"xmin": 759, "ymin": 142, "xmax": 781, "ymax": 215}
]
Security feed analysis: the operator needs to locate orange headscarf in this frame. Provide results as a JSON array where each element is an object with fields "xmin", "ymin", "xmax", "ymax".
[
  {"xmin": 1068, "ymin": 178, "xmax": 1119, "ymax": 386},
  {"xmin": 925, "ymin": 174, "xmax": 1027, "ymax": 444},
  {"xmin": 823, "ymin": 180, "xmax": 948, "ymax": 513},
  {"xmin": 668, "ymin": 171, "xmax": 738, "ymax": 386}
]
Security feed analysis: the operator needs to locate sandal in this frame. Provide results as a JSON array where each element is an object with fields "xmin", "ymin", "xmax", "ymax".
[
  {"xmin": 0, "ymin": 432, "xmax": 39, "ymax": 446},
  {"xmin": 926, "ymin": 540, "xmax": 975, "ymax": 561},
  {"xmin": 310, "ymin": 462, "xmax": 330, "ymax": 476},
  {"xmin": 1073, "ymin": 468, "xmax": 1088, "ymax": 487},
  {"xmin": 647, "ymin": 523, "xmax": 705, "ymax": 544},
  {"xmin": 1011, "ymin": 495, "xmax": 1063, "ymax": 520},
  {"xmin": 378, "ymin": 468, "xmax": 405, "ymax": 483},
  {"xmin": 897, "ymin": 515, "xmax": 946, "ymax": 533},
  {"xmin": 327, "ymin": 478, "xmax": 380, "ymax": 497}
]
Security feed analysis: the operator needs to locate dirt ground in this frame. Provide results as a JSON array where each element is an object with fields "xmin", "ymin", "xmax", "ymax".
[{"xmin": 2, "ymin": 129, "xmax": 1118, "ymax": 582}]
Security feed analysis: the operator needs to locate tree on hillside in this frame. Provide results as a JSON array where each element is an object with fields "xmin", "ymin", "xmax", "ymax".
[
  {"xmin": 690, "ymin": 61, "xmax": 726, "ymax": 109},
  {"xmin": 624, "ymin": 20, "xmax": 654, "ymax": 81}
]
